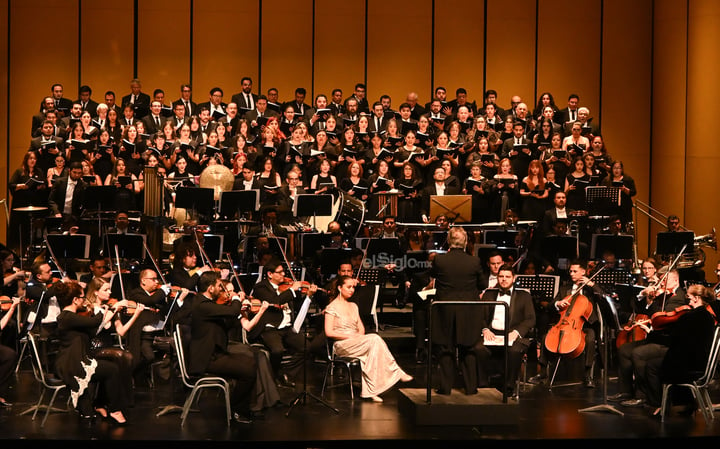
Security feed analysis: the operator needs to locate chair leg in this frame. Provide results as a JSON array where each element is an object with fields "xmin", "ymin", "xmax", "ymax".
[
  {"xmin": 660, "ymin": 384, "xmax": 671, "ymax": 423},
  {"xmin": 14, "ymin": 340, "xmax": 28, "ymax": 373},
  {"xmin": 321, "ymin": 364, "xmax": 332, "ymax": 398},
  {"xmin": 345, "ymin": 363, "xmax": 354, "ymax": 400},
  {"xmin": 41, "ymin": 388, "xmax": 62, "ymax": 427}
]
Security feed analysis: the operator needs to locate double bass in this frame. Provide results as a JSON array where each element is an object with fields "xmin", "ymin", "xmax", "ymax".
[{"xmin": 544, "ymin": 266, "xmax": 605, "ymax": 359}]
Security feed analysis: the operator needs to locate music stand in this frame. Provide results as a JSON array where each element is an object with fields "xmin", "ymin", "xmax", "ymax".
[
  {"xmin": 429, "ymin": 195, "xmax": 472, "ymax": 223},
  {"xmin": 319, "ymin": 248, "xmax": 352, "ymax": 278},
  {"xmin": 579, "ymin": 292, "xmax": 624, "ymax": 416},
  {"xmin": 83, "ymin": 185, "xmax": 117, "ymax": 211},
  {"xmin": 299, "ymin": 233, "xmax": 332, "ymax": 259},
  {"xmin": 294, "ymin": 194, "xmax": 333, "ymax": 231},
  {"xmin": 175, "ymin": 186, "xmax": 215, "ymax": 218},
  {"xmin": 515, "ymin": 275, "xmax": 560, "ymax": 310},
  {"xmin": 656, "ymin": 231, "xmax": 694, "ymax": 256},
  {"xmin": 219, "ymin": 190, "xmax": 259, "ymax": 219},
  {"xmin": 592, "ymin": 269, "xmax": 633, "ymax": 287},
  {"xmin": 46, "ymin": 234, "xmax": 90, "ymax": 259},
  {"xmin": 286, "ymin": 296, "xmax": 340, "ymax": 417},
  {"xmin": 105, "ymin": 233, "xmax": 146, "ymax": 261},
  {"xmin": 540, "ymin": 235, "xmax": 579, "ymax": 271},
  {"xmin": 356, "ymin": 267, "xmax": 385, "ymax": 285},
  {"xmin": 365, "ymin": 238, "xmax": 403, "ymax": 263},
  {"xmin": 484, "ymin": 229, "xmax": 520, "ymax": 248},
  {"xmin": 585, "ymin": 186, "xmax": 620, "ymax": 217},
  {"xmin": 590, "ymin": 234, "xmax": 634, "ymax": 262}
]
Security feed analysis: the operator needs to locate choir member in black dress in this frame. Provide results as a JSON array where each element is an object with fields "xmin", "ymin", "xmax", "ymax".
[{"xmin": 8, "ymin": 151, "xmax": 47, "ymax": 252}]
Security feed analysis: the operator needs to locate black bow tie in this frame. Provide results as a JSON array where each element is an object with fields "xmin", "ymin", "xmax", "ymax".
[{"xmin": 498, "ymin": 288, "xmax": 511, "ymax": 296}]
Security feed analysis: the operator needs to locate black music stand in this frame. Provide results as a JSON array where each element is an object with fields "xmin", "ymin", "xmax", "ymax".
[
  {"xmin": 175, "ymin": 186, "xmax": 215, "ymax": 218},
  {"xmin": 579, "ymin": 291, "xmax": 624, "ymax": 416},
  {"xmin": 484, "ymin": 229, "xmax": 520, "ymax": 248},
  {"xmin": 285, "ymin": 296, "xmax": 340, "ymax": 417},
  {"xmin": 294, "ymin": 194, "xmax": 333, "ymax": 231},
  {"xmin": 540, "ymin": 235, "xmax": 579, "ymax": 272},
  {"xmin": 613, "ymin": 283, "xmax": 645, "ymax": 323},
  {"xmin": 365, "ymin": 238, "xmax": 403, "ymax": 263},
  {"xmin": 592, "ymin": 269, "xmax": 633, "ymax": 287},
  {"xmin": 319, "ymin": 248, "xmax": 352, "ymax": 278},
  {"xmin": 105, "ymin": 233, "xmax": 146, "ymax": 261},
  {"xmin": 83, "ymin": 185, "xmax": 117, "ymax": 211},
  {"xmin": 656, "ymin": 231, "xmax": 694, "ymax": 256},
  {"xmin": 428, "ymin": 231, "xmax": 448, "ymax": 250},
  {"xmin": 514, "ymin": 274, "xmax": 560, "ymax": 312},
  {"xmin": 590, "ymin": 234, "xmax": 634, "ymax": 261},
  {"xmin": 356, "ymin": 267, "xmax": 385, "ymax": 285},
  {"xmin": 46, "ymin": 234, "xmax": 90, "ymax": 259},
  {"xmin": 585, "ymin": 186, "xmax": 620, "ymax": 217},
  {"xmin": 300, "ymin": 233, "xmax": 332, "ymax": 260},
  {"xmin": 219, "ymin": 190, "xmax": 259, "ymax": 219}
]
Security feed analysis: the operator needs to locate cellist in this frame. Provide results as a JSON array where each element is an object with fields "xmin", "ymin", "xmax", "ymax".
[
  {"xmin": 609, "ymin": 268, "xmax": 687, "ymax": 407},
  {"xmin": 530, "ymin": 259, "xmax": 604, "ymax": 388}
]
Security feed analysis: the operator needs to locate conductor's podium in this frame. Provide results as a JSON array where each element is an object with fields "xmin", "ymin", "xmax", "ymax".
[{"xmin": 398, "ymin": 388, "xmax": 518, "ymax": 426}]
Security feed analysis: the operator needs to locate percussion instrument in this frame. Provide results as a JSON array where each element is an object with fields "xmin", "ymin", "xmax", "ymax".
[
  {"xmin": 313, "ymin": 192, "xmax": 366, "ymax": 237},
  {"xmin": 199, "ymin": 164, "xmax": 235, "ymax": 201}
]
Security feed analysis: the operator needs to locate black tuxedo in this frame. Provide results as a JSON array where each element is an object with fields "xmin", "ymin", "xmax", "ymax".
[
  {"xmin": 429, "ymin": 247, "xmax": 485, "ymax": 393},
  {"xmin": 142, "ymin": 114, "xmax": 167, "ymax": 135},
  {"xmin": 500, "ymin": 136, "xmax": 534, "ymax": 178},
  {"xmin": 172, "ymin": 99, "xmax": 197, "ymax": 118},
  {"xmin": 42, "ymin": 97, "xmax": 73, "ymax": 116},
  {"xmin": 476, "ymin": 287, "xmax": 536, "ymax": 391},
  {"xmin": 78, "ymin": 99, "xmax": 99, "ymax": 117},
  {"xmin": 121, "ymin": 92, "xmax": 152, "ymax": 118},
  {"xmin": 47, "ymin": 176, "xmax": 87, "ymax": 218},
  {"xmin": 558, "ymin": 107, "xmax": 579, "ymax": 126},
  {"xmin": 231, "ymin": 91, "xmax": 258, "ymax": 114}
]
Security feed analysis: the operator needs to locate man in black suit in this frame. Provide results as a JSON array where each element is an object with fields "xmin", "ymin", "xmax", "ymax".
[
  {"xmin": 500, "ymin": 121, "xmax": 533, "ymax": 180},
  {"xmin": 197, "ymin": 87, "xmax": 227, "ymax": 122},
  {"xmin": 189, "ymin": 271, "xmax": 257, "ymax": 423},
  {"xmin": 77, "ymin": 85, "xmax": 99, "ymax": 117},
  {"xmin": 429, "ymin": 226, "xmax": 485, "ymax": 394},
  {"xmin": 29, "ymin": 119, "xmax": 65, "ymax": 174},
  {"xmin": 565, "ymin": 106, "xmax": 600, "ymax": 139},
  {"xmin": 172, "ymin": 84, "xmax": 197, "ymax": 118},
  {"xmin": 233, "ymin": 166, "xmax": 262, "ymax": 191},
  {"xmin": 248, "ymin": 259, "xmax": 317, "ymax": 386},
  {"xmin": 42, "ymin": 83, "xmax": 74, "ymax": 118},
  {"xmin": 243, "ymin": 95, "xmax": 277, "ymax": 137},
  {"xmin": 406, "ymin": 92, "xmax": 427, "ymax": 121},
  {"xmin": 32, "ymin": 97, "xmax": 56, "ymax": 135},
  {"xmin": 446, "ymin": 87, "xmax": 477, "ymax": 116},
  {"xmin": 169, "ymin": 241, "xmax": 212, "ymax": 291},
  {"xmin": 483, "ymin": 89, "xmax": 507, "ymax": 120},
  {"xmin": 558, "ymin": 93, "xmax": 580, "ymax": 128},
  {"xmin": 368, "ymin": 101, "xmax": 387, "ymax": 136},
  {"xmin": 304, "ymin": 94, "xmax": 331, "ymax": 131},
  {"xmin": 142, "ymin": 100, "xmax": 167, "ymax": 135},
  {"xmin": 60, "ymin": 102, "xmax": 84, "ymax": 130},
  {"xmin": 104, "ymin": 90, "xmax": 122, "ymax": 115},
  {"xmin": 282, "ymin": 87, "xmax": 311, "ymax": 119},
  {"xmin": 231, "ymin": 76, "xmax": 258, "ymax": 115},
  {"xmin": 426, "ymin": 98, "xmax": 448, "ymax": 133},
  {"xmin": 540, "ymin": 190, "xmax": 574, "ymax": 236},
  {"xmin": 169, "ymin": 102, "xmax": 187, "ymax": 130},
  {"xmin": 47, "ymin": 162, "xmax": 86, "ymax": 223},
  {"xmin": 424, "ymin": 86, "xmax": 449, "ymax": 112},
  {"xmin": 340, "ymin": 97, "xmax": 360, "ymax": 128},
  {"xmin": 328, "ymin": 88, "xmax": 345, "ymax": 117},
  {"xmin": 420, "ymin": 167, "xmax": 460, "ymax": 223},
  {"xmin": 347, "ymin": 83, "xmax": 369, "ymax": 114},
  {"xmin": 121, "ymin": 78, "xmax": 152, "ymax": 119},
  {"xmin": 476, "ymin": 264, "xmax": 536, "ymax": 396}
]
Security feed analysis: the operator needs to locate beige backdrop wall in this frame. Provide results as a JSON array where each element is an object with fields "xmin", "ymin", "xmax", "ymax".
[{"xmin": 2, "ymin": 0, "xmax": 718, "ymax": 278}]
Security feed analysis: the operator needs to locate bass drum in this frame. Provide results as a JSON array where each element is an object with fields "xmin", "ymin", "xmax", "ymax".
[{"xmin": 312, "ymin": 192, "xmax": 366, "ymax": 237}]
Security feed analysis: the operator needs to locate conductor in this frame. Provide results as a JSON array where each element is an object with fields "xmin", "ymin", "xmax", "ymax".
[{"xmin": 429, "ymin": 226, "xmax": 485, "ymax": 395}]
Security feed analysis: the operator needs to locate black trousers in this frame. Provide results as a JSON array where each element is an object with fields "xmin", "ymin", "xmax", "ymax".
[
  {"xmin": 206, "ymin": 350, "xmax": 257, "ymax": 413},
  {"xmin": 76, "ymin": 358, "xmax": 126, "ymax": 416},
  {"xmin": 259, "ymin": 326, "xmax": 320, "ymax": 380},
  {"xmin": 475, "ymin": 337, "xmax": 531, "ymax": 391},
  {"xmin": 434, "ymin": 342, "xmax": 478, "ymax": 394},
  {"xmin": 0, "ymin": 344, "xmax": 17, "ymax": 399}
]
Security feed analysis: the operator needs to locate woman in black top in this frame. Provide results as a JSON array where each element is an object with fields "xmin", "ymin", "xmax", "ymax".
[
  {"xmin": 338, "ymin": 161, "xmax": 370, "ymax": 203},
  {"xmin": 53, "ymin": 280, "xmax": 128, "ymax": 423},
  {"xmin": 396, "ymin": 162, "xmax": 423, "ymax": 223},
  {"xmin": 8, "ymin": 151, "xmax": 47, "ymax": 250}
]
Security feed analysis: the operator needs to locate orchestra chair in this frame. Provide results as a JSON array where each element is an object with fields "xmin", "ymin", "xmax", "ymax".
[
  {"xmin": 320, "ymin": 338, "xmax": 361, "ymax": 400},
  {"xmin": 173, "ymin": 324, "xmax": 232, "ymax": 427},
  {"xmin": 19, "ymin": 332, "xmax": 68, "ymax": 427},
  {"xmin": 660, "ymin": 326, "xmax": 720, "ymax": 424}
]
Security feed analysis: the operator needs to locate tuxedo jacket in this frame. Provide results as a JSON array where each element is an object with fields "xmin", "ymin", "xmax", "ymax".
[
  {"xmin": 231, "ymin": 92, "xmax": 259, "ymax": 113},
  {"xmin": 40, "ymin": 97, "xmax": 73, "ymax": 115},
  {"xmin": 429, "ymin": 247, "xmax": 485, "ymax": 346},
  {"xmin": 121, "ymin": 92, "xmax": 152, "ymax": 118},
  {"xmin": 172, "ymin": 99, "xmax": 198, "ymax": 118},
  {"xmin": 188, "ymin": 295, "xmax": 244, "ymax": 375},
  {"xmin": 142, "ymin": 114, "xmax": 167, "ymax": 135},
  {"xmin": 479, "ymin": 288, "xmax": 536, "ymax": 342},
  {"xmin": 78, "ymin": 99, "xmax": 99, "ymax": 117},
  {"xmin": 247, "ymin": 279, "xmax": 296, "ymax": 341},
  {"xmin": 47, "ymin": 176, "xmax": 87, "ymax": 216}
]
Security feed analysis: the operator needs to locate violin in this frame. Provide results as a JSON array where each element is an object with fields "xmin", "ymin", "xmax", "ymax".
[
  {"xmin": 241, "ymin": 298, "xmax": 285, "ymax": 314},
  {"xmin": 650, "ymin": 305, "xmax": 693, "ymax": 331},
  {"xmin": 615, "ymin": 313, "xmax": 651, "ymax": 348},
  {"xmin": 0, "ymin": 296, "xmax": 22, "ymax": 311},
  {"xmin": 278, "ymin": 277, "xmax": 324, "ymax": 294}
]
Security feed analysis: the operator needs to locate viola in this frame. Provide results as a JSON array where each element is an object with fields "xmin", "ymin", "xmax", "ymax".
[
  {"xmin": 242, "ymin": 298, "xmax": 285, "ymax": 314},
  {"xmin": 544, "ymin": 288, "xmax": 593, "ymax": 359},
  {"xmin": 650, "ymin": 305, "xmax": 693, "ymax": 331},
  {"xmin": 615, "ymin": 313, "xmax": 650, "ymax": 348}
]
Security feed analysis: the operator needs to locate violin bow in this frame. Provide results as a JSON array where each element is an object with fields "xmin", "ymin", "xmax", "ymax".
[
  {"xmin": 224, "ymin": 252, "xmax": 246, "ymax": 295},
  {"xmin": 355, "ymin": 235, "xmax": 374, "ymax": 282},
  {"xmin": 113, "ymin": 245, "xmax": 126, "ymax": 300},
  {"xmin": 142, "ymin": 240, "xmax": 169, "ymax": 286},
  {"xmin": 270, "ymin": 234, "xmax": 297, "ymax": 283},
  {"xmin": 657, "ymin": 243, "xmax": 688, "ymax": 310},
  {"xmin": 44, "ymin": 238, "xmax": 68, "ymax": 280}
]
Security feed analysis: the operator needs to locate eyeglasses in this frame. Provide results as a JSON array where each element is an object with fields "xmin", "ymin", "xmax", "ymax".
[
  {"xmin": 144, "ymin": 277, "xmax": 158, "ymax": 281},
  {"xmin": 274, "ymin": 269, "xmax": 285, "ymax": 274}
]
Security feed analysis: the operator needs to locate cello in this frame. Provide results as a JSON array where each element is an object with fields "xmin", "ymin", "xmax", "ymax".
[{"xmin": 544, "ymin": 265, "xmax": 606, "ymax": 359}]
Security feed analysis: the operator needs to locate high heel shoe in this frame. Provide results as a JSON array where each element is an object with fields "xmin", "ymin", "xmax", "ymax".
[
  {"xmin": 400, "ymin": 374, "xmax": 413, "ymax": 382},
  {"xmin": 94, "ymin": 407, "xmax": 108, "ymax": 419},
  {"xmin": 370, "ymin": 396, "xmax": 383, "ymax": 403},
  {"xmin": 108, "ymin": 412, "xmax": 128, "ymax": 426}
]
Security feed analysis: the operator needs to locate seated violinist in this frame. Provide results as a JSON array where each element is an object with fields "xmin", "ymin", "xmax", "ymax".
[
  {"xmin": 616, "ymin": 284, "xmax": 717, "ymax": 416},
  {"xmin": 125, "ymin": 268, "xmax": 190, "ymax": 385},
  {"xmin": 248, "ymin": 259, "xmax": 319, "ymax": 388},
  {"xmin": 610, "ymin": 268, "xmax": 688, "ymax": 407},
  {"xmin": 169, "ymin": 242, "xmax": 211, "ymax": 291}
]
